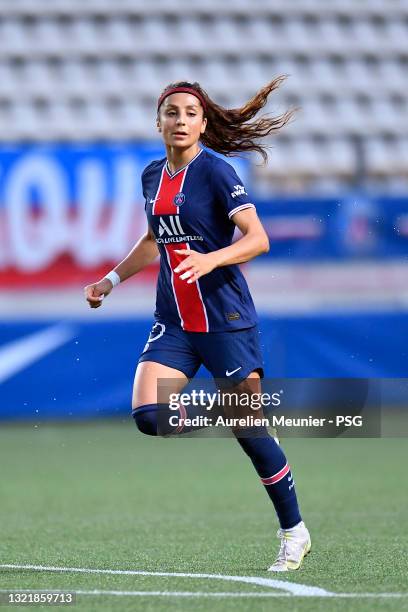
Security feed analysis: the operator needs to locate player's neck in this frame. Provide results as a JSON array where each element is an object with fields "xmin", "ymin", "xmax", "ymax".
[{"xmin": 166, "ymin": 144, "xmax": 201, "ymax": 175}]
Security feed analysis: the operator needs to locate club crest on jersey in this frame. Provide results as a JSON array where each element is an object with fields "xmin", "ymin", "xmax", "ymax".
[{"xmin": 174, "ymin": 192, "xmax": 186, "ymax": 206}]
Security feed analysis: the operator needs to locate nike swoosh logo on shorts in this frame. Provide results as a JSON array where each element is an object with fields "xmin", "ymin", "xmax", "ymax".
[
  {"xmin": 226, "ymin": 366, "xmax": 242, "ymax": 377},
  {"xmin": 149, "ymin": 197, "xmax": 160, "ymax": 204}
]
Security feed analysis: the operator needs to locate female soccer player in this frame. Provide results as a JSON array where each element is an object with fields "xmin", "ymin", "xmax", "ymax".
[{"xmin": 85, "ymin": 79, "xmax": 311, "ymax": 571}]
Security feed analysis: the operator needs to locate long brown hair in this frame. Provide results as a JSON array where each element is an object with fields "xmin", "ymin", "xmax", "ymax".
[{"xmin": 157, "ymin": 77, "xmax": 296, "ymax": 164}]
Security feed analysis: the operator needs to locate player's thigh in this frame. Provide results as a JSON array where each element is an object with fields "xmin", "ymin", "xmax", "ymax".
[
  {"xmin": 195, "ymin": 325, "xmax": 264, "ymax": 385},
  {"xmin": 132, "ymin": 360, "xmax": 189, "ymax": 409},
  {"xmin": 221, "ymin": 370, "xmax": 264, "ymax": 421},
  {"xmin": 133, "ymin": 320, "xmax": 201, "ymax": 409}
]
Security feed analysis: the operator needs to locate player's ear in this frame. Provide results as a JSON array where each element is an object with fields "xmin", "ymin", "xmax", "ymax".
[
  {"xmin": 156, "ymin": 114, "xmax": 162, "ymax": 132},
  {"xmin": 200, "ymin": 117, "xmax": 207, "ymax": 134}
]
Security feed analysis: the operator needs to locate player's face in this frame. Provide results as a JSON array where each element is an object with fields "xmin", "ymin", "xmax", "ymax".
[{"xmin": 157, "ymin": 93, "xmax": 207, "ymax": 149}]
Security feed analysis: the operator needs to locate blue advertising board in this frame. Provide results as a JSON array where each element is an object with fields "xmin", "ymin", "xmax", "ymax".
[
  {"xmin": 1, "ymin": 314, "xmax": 407, "ymax": 421},
  {"xmin": 256, "ymin": 193, "xmax": 408, "ymax": 260},
  {"xmin": 0, "ymin": 143, "xmax": 249, "ymax": 276}
]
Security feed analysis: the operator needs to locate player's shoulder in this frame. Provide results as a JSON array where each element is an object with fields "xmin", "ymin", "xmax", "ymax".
[
  {"xmin": 206, "ymin": 150, "xmax": 238, "ymax": 178},
  {"xmin": 205, "ymin": 149, "xmax": 230, "ymax": 170},
  {"xmin": 141, "ymin": 157, "xmax": 166, "ymax": 181}
]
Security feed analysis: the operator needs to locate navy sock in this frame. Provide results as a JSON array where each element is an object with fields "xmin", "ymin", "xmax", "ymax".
[
  {"xmin": 235, "ymin": 426, "xmax": 302, "ymax": 529},
  {"xmin": 133, "ymin": 402, "xmax": 223, "ymax": 436}
]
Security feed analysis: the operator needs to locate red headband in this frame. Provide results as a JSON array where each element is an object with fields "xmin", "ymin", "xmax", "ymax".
[{"xmin": 157, "ymin": 87, "xmax": 207, "ymax": 114}]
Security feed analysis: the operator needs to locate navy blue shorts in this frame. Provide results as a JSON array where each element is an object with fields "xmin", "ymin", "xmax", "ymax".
[{"xmin": 138, "ymin": 320, "xmax": 264, "ymax": 385}]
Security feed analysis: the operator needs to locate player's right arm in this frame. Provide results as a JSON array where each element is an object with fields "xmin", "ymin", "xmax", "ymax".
[{"xmin": 84, "ymin": 224, "xmax": 159, "ymax": 309}]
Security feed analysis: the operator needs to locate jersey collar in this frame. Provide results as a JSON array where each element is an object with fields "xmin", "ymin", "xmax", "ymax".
[{"xmin": 165, "ymin": 147, "xmax": 203, "ymax": 179}]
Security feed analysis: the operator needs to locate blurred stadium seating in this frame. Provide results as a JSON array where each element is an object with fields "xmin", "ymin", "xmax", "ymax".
[{"xmin": 0, "ymin": 0, "xmax": 407, "ymax": 191}]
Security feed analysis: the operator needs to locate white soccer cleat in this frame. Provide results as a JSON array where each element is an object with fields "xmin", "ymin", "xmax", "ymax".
[
  {"xmin": 268, "ymin": 426, "xmax": 280, "ymax": 445},
  {"xmin": 267, "ymin": 521, "xmax": 311, "ymax": 572}
]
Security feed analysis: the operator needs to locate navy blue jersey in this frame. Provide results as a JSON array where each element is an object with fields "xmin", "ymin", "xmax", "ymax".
[{"xmin": 142, "ymin": 147, "xmax": 259, "ymax": 332}]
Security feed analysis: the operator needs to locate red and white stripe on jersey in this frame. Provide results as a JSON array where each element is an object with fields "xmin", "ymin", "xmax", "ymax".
[
  {"xmin": 153, "ymin": 155, "xmax": 209, "ymax": 333},
  {"xmin": 152, "ymin": 164, "xmax": 184, "ymax": 216},
  {"xmin": 228, "ymin": 203, "xmax": 256, "ymax": 219},
  {"xmin": 152, "ymin": 148, "xmax": 203, "ymax": 215},
  {"xmin": 260, "ymin": 463, "xmax": 290, "ymax": 486},
  {"xmin": 165, "ymin": 242, "xmax": 208, "ymax": 332}
]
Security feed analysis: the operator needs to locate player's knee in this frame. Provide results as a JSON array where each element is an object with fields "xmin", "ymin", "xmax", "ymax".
[{"xmin": 132, "ymin": 404, "xmax": 160, "ymax": 436}]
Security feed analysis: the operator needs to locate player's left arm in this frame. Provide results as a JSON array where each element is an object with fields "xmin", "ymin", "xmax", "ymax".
[
  {"xmin": 210, "ymin": 207, "xmax": 270, "ymax": 266},
  {"xmin": 174, "ymin": 208, "xmax": 269, "ymax": 284}
]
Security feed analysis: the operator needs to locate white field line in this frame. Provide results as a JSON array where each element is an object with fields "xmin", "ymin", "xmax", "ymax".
[
  {"xmin": 0, "ymin": 564, "xmax": 329, "ymax": 597},
  {"xmin": 0, "ymin": 588, "xmax": 289, "ymax": 598},
  {"xmin": 1, "ymin": 564, "xmax": 407, "ymax": 599}
]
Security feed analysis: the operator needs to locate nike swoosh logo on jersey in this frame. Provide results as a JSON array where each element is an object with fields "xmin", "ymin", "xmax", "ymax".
[
  {"xmin": 226, "ymin": 366, "xmax": 242, "ymax": 376},
  {"xmin": 149, "ymin": 197, "xmax": 160, "ymax": 204}
]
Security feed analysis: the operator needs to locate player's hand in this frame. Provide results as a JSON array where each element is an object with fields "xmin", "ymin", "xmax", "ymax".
[
  {"xmin": 84, "ymin": 278, "xmax": 113, "ymax": 309},
  {"xmin": 173, "ymin": 250, "xmax": 218, "ymax": 284}
]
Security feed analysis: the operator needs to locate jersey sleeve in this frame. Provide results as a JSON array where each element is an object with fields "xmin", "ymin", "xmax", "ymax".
[
  {"xmin": 211, "ymin": 160, "xmax": 256, "ymax": 220},
  {"xmin": 141, "ymin": 165, "xmax": 150, "ymax": 211}
]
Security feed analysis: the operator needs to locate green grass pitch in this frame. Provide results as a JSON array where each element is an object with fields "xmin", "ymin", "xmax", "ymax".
[{"xmin": 1, "ymin": 420, "xmax": 407, "ymax": 611}]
